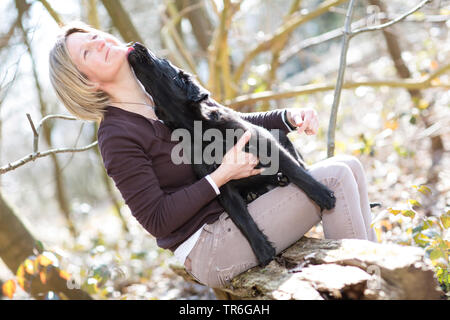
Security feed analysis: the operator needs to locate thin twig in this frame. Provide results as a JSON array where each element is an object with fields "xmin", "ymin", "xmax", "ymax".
[
  {"xmin": 26, "ymin": 114, "xmax": 39, "ymax": 153},
  {"xmin": 351, "ymin": 0, "xmax": 432, "ymax": 37},
  {"xmin": 0, "ymin": 141, "xmax": 98, "ymax": 175},
  {"xmin": 279, "ymin": 11, "xmax": 449, "ymax": 65},
  {"xmin": 36, "ymin": 114, "xmax": 77, "ymax": 132},
  {"xmin": 1, "ymin": 113, "xmax": 92, "ymax": 174},
  {"xmin": 26, "ymin": 113, "xmax": 77, "ymax": 153}
]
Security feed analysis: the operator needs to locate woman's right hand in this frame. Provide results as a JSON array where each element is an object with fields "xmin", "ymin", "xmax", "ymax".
[{"xmin": 210, "ymin": 130, "xmax": 264, "ymax": 187}]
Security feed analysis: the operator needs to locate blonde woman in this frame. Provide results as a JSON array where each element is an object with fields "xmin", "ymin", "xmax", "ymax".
[{"xmin": 49, "ymin": 22, "xmax": 377, "ymax": 289}]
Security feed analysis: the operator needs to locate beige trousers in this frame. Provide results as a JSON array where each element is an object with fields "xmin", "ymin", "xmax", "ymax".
[{"xmin": 185, "ymin": 155, "xmax": 378, "ymax": 288}]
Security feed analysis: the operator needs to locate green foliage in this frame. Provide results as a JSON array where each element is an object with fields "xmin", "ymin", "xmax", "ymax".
[{"xmin": 387, "ymin": 185, "xmax": 450, "ymax": 294}]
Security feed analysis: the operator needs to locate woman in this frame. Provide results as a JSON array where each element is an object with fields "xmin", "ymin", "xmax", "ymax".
[{"xmin": 49, "ymin": 22, "xmax": 377, "ymax": 289}]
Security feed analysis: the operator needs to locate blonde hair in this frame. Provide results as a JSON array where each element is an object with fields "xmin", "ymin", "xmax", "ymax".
[{"xmin": 49, "ymin": 22, "xmax": 119, "ymax": 123}]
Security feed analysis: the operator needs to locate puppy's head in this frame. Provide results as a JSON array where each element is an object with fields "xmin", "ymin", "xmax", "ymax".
[{"xmin": 127, "ymin": 43, "xmax": 209, "ymax": 112}]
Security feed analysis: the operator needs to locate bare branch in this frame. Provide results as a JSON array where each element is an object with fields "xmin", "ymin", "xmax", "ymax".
[
  {"xmin": 161, "ymin": 0, "xmax": 201, "ymax": 81},
  {"xmin": 281, "ymin": 10, "xmax": 449, "ymax": 64},
  {"xmin": 36, "ymin": 0, "xmax": 64, "ymax": 26},
  {"xmin": 225, "ymin": 63, "xmax": 450, "ymax": 108},
  {"xmin": 1, "ymin": 113, "xmax": 94, "ymax": 174},
  {"xmin": 327, "ymin": 0, "xmax": 356, "ymax": 157},
  {"xmin": 232, "ymin": 0, "xmax": 349, "ymax": 85},
  {"xmin": 325, "ymin": 0, "xmax": 434, "ymax": 157},
  {"xmin": 0, "ymin": 141, "xmax": 98, "ymax": 175},
  {"xmin": 100, "ymin": 0, "xmax": 143, "ymax": 43},
  {"xmin": 36, "ymin": 114, "xmax": 77, "ymax": 132},
  {"xmin": 26, "ymin": 114, "xmax": 39, "ymax": 153},
  {"xmin": 0, "ymin": 17, "xmax": 20, "ymax": 49},
  {"xmin": 27, "ymin": 113, "xmax": 77, "ymax": 153},
  {"xmin": 351, "ymin": 0, "xmax": 432, "ymax": 37}
]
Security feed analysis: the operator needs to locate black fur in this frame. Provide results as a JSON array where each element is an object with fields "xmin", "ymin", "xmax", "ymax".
[{"xmin": 128, "ymin": 43, "xmax": 336, "ymax": 266}]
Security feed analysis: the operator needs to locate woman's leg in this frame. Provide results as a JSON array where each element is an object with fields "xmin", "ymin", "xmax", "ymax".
[
  {"xmin": 307, "ymin": 155, "xmax": 377, "ymax": 242},
  {"xmin": 186, "ymin": 155, "xmax": 376, "ymax": 288}
]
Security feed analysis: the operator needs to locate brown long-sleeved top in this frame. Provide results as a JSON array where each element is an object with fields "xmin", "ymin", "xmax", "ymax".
[{"xmin": 97, "ymin": 105, "xmax": 294, "ymax": 251}]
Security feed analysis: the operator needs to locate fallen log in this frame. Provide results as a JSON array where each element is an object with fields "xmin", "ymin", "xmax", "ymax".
[{"xmin": 170, "ymin": 237, "xmax": 445, "ymax": 300}]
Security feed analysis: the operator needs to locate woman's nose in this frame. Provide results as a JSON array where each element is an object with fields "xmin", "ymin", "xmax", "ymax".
[{"xmin": 91, "ymin": 38, "xmax": 106, "ymax": 51}]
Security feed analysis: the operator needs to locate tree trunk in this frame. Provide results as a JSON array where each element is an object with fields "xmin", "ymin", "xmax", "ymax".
[
  {"xmin": 0, "ymin": 194, "xmax": 37, "ymax": 273},
  {"xmin": 100, "ymin": 0, "xmax": 144, "ymax": 44},
  {"xmin": 368, "ymin": 0, "xmax": 445, "ymax": 215},
  {"xmin": 174, "ymin": 0, "xmax": 214, "ymax": 53},
  {"xmin": 16, "ymin": 0, "xmax": 77, "ymax": 237},
  {"xmin": 171, "ymin": 237, "xmax": 445, "ymax": 300},
  {"xmin": 0, "ymin": 192, "xmax": 93, "ymax": 299}
]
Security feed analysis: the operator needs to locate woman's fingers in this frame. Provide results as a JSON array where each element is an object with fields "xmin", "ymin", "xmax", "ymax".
[
  {"xmin": 252, "ymin": 168, "xmax": 264, "ymax": 176},
  {"xmin": 305, "ymin": 117, "xmax": 319, "ymax": 135},
  {"xmin": 296, "ymin": 113, "xmax": 309, "ymax": 134},
  {"xmin": 236, "ymin": 130, "xmax": 251, "ymax": 150},
  {"xmin": 296, "ymin": 109, "xmax": 318, "ymax": 135}
]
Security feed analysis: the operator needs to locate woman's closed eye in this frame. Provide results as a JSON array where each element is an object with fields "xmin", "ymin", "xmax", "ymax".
[{"xmin": 83, "ymin": 34, "xmax": 98, "ymax": 60}]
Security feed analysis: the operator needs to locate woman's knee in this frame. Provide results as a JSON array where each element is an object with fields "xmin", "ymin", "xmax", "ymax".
[
  {"xmin": 312, "ymin": 161, "xmax": 354, "ymax": 187},
  {"xmin": 333, "ymin": 155, "xmax": 364, "ymax": 175}
]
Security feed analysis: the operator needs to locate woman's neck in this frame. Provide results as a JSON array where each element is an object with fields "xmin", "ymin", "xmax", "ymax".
[{"xmin": 106, "ymin": 66, "xmax": 157, "ymax": 119}]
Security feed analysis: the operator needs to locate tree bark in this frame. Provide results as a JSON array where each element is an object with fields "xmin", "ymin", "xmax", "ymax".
[
  {"xmin": 171, "ymin": 237, "xmax": 445, "ymax": 300},
  {"xmin": 100, "ymin": 0, "xmax": 144, "ymax": 44},
  {"xmin": 174, "ymin": 0, "xmax": 214, "ymax": 53},
  {"xmin": 0, "ymin": 194, "xmax": 37, "ymax": 273}
]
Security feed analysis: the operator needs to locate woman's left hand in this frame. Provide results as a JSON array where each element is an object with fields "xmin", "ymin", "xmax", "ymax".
[{"xmin": 286, "ymin": 108, "xmax": 319, "ymax": 135}]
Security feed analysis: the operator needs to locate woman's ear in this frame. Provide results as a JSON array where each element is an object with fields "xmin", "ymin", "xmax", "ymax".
[{"xmin": 92, "ymin": 81, "xmax": 104, "ymax": 92}]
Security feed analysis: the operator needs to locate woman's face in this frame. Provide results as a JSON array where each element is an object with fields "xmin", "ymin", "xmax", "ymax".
[{"xmin": 66, "ymin": 30, "xmax": 128, "ymax": 89}]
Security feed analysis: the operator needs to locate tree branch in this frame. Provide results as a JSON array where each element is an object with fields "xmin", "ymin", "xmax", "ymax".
[
  {"xmin": 36, "ymin": 0, "xmax": 64, "ymax": 26},
  {"xmin": 233, "ymin": 0, "xmax": 349, "ymax": 85},
  {"xmin": 325, "ymin": 0, "xmax": 433, "ymax": 157},
  {"xmin": 0, "ymin": 141, "xmax": 98, "ymax": 175},
  {"xmin": 0, "ymin": 114, "xmax": 96, "ymax": 175},
  {"xmin": 326, "ymin": 0, "xmax": 355, "ymax": 157},
  {"xmin": 280, "ymin": 10, "xmax": 448, "ymax": 64},
  {"xmin": 351, "ymin": 0, "xmax": 432, "ymax": 37},
  {"xmin": 225, "ymin": 64, "xmax": 450, "ymax": 108},
  {"xmin": 161, "ymin": 0, "xmax": 201, "ymax": 81},
  {"xmin": 99, "ymin": 0, "xmax": 143, "ymax": 44}
]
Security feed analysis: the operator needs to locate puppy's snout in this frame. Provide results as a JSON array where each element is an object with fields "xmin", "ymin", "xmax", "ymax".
[{"xmin": 129, "ymin": 42, "xmax": 156, "ymax": 65}]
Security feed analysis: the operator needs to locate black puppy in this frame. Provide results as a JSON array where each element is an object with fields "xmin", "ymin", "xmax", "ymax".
[{"xmin": 128, "ymin": 43, "xmax": 336, "ymax": 266}]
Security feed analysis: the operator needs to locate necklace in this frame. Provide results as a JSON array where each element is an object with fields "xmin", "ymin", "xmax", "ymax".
[{"xmin": 113, "ymin": 101, "xmax": 155, "ymax": 109}]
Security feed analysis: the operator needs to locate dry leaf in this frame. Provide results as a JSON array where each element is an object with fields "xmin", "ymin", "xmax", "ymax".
[{"xmin": 2, "ymin": 280, "xmax": 16, "ymax": 299}]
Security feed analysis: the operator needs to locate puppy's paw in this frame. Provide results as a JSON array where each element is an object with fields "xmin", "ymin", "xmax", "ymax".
[
  {"xmin": 254, "ymin": 242, "xmax": 276, "ymax": 267},
  {"xmin": 310, "ymin": 185, "xmax": 336, "ymax": 211}
]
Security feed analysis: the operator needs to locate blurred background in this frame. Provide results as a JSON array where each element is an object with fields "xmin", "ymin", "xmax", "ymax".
[{"xmin": 0, "ymin": 0, "xmax": 449, "ymax": 300}]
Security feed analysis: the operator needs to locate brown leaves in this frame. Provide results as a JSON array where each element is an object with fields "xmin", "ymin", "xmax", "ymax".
[
  {"xmin": 2, "ymin": 280, "xmax": 16, "ymax": 299},
  {"xmin": 2, "ymin": 251, "xmax": 74, "ymax": 299}
]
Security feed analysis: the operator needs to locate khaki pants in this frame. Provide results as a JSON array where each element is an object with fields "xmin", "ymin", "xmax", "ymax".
[{"xmin": 185, "ymin": 155, "xmax": 378, "ymax": 288}]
